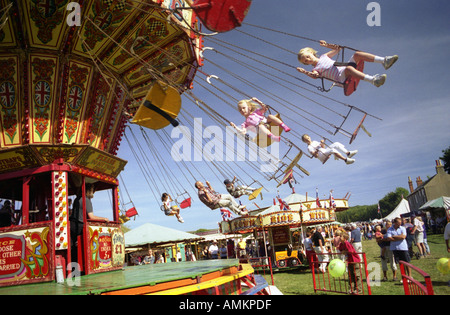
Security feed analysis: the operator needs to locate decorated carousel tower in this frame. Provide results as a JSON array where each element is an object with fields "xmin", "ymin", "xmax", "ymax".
[{"xmin": 0, "ymin": 0, "xmax": 202, "ymax": 287}]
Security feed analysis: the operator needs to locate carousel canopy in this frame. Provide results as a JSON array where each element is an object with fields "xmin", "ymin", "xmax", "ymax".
[
  {"xmin": 0, "ymin": 0, "xmax": 200, "ymax": 157},
  {"xmin": 419, "ymin": 196, "xmax": 450, "ymax": 211},
  {"xmin": 283, "ymin": 193, "xmax": 307, "ymax": 204},
  {"xmin": 124, "ymin": 222, "xmax": 204, "ymax": 247}
]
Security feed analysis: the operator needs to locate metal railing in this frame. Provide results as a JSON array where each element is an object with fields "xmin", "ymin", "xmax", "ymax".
[
  {"xmin": 399, "ymin": 260, "xmax": 434, "ymax": 295},
  {"xmin": 309, "ymin": 252, "xmax": 372, "ymax": 295}
]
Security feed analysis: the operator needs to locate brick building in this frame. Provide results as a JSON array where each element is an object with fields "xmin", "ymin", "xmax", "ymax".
[{"xmin": 407, "ymin": 160, "xmax": 450, "ymax": 213}]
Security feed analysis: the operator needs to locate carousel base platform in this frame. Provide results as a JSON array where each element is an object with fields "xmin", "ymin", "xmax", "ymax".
[{"xmin": 0, "ymin": 259, "xmax": 269, "ymax": 295}]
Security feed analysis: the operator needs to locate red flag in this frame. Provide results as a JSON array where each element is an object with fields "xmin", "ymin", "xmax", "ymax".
[
  {"xmin": 220, "ymin": 208, "xmax": 234, "ymax": 221},
  {"xmin": 329, "ymin": 190, "xmax": 336, "ymax": 209},
  {"xmin": 316, "ymin": 188, "xmax": 321, "ymax": 208}
]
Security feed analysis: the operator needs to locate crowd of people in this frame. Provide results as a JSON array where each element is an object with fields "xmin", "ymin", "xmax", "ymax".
[
  {"xmin": 127, "ymin": 238, "xmax": 258, "ymax": 266},
  {"xmin": 304, "ymin": 212, "xmax": 450, "ymax": 284}
]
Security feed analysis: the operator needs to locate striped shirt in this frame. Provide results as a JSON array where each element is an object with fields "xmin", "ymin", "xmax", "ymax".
[{"xmin": 313, "ymin": 54, "xmax": 346, "ymax": 83}]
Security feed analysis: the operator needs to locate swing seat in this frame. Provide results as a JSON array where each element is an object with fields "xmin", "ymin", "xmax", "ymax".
[
  {"xmin": 281, "ymin": 170, "xmax": 294, "ymax": 185},
  {"xmin": 119, "ymin": 214, "xmax": 130, "ymax": 223},
  {"xmin": 131, "ymin": 80, "xmax": 181, "ymax": 130},
  {"xmin": 192, "ymin": 0, "xmax": 252, "ymax": 33},
  {"xmin": 277, "ymin": 169, "xmax": 293, "ymax": 188},
  {"xmin": 160, "ymin": 205, "xmax": 177, "ymax": 216},
  {"xmin": 252, "ymin": 113, "xmax": 283, "ymax": 147},
  {"xmin": 126, "ymin": 207, "xmax": 138, "ymax": 217},
  {"xmin": 343, "ymin": 60, "xmax": 364, "ymax": 96},
  {"xmin": 248, "ymin": 187, "xmax": 263, "ymax": 201},
  {"xmin": 179, "ymin": 197, "xmax": 192, "ymax": 209},
  {"xmin": 284, "ymin": 150, "xmax": 303, "ymax": 174},
  {"xmin": 349, "ymin": 113, "xmax": 369, "ymax": 144}
]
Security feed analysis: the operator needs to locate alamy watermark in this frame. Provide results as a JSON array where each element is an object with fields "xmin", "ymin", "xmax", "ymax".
[
  {"xmin": 367, "ymin": 2, "xmax": 381, "ymax": 27},
  {"xmin": 66, "ymin": 2, "xmax": 382, "ymax": 27}
]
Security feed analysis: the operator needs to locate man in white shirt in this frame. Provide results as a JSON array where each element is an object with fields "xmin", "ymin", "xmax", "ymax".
[
  {"xmin": 386, "ymin": 217, "xmax": 411, "ymax": 278},
  {"xmin": 209, "ymin": 241, "xmax": 219, "ymax": 259}
]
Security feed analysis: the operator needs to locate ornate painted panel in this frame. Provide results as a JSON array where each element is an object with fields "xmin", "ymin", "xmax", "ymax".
[
  {"xmin": 0, "ymin": 55, "xmax": 21, "ymax": 147},
  {"xmin": 29, "ymin": 54, "xmax": 59, "ymax": 144}
]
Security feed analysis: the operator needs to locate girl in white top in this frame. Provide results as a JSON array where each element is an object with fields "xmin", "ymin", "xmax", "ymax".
[
  {"xmin": 301, "ymin": 134, "xmax": 357, "ymax": 165},
  {"xmin": 297, "ymin": 40, "xmax": 398, "ymax": 88},
  {"xmin": 161, "ymin": 193, "xmax": 184, "ymax": 223}
]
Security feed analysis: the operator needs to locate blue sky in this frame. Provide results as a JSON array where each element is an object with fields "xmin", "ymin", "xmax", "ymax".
[{"xmin": 92, "ymin": 0, "xmax": 450, "ymax": 232}]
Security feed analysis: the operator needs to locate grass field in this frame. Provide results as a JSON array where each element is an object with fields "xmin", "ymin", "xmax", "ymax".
[{"xmin": 262, "ymin": 233, "xmax": 450, "ymax": 295}]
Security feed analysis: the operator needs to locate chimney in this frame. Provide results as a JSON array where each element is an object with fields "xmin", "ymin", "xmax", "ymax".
[
  {"xmin": 416, "ymin": 176, "xmax": 423, "ymax": 187},
  {"xmin": 408, "ymin": 176, "xmax": 414, "ymax": 193},
  {"xmin": 436, "ymin": 159, "xmax": 445, "ymax": 175}
]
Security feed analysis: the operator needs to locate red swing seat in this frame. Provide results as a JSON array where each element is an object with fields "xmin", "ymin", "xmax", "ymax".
[
  {"xmin": 192, "ymin": 0, "xmax": 252, "ymax": 32},
  {"xmin": 179, "ymin": 197, "xmax": 192, "ymax": 209},
  {"xmin": 343, "ymin": 60, "xmax": 364, "ymax": 96},
  {"xmin": 126, "ymin": 207, "xmax": 138, "ymax": 217}
]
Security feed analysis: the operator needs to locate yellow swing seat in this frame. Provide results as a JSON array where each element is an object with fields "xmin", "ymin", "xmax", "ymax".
[
  {"xmin": 252, "ymin": 113, "xmax": 283, "ymax": 147},
  {"xmin": 131, "ymin": 81, "xmax": 181, "ymax": 130},
  {"xmin": 248, "ymin": 187, "xmax": 263, "ymax": 201}
]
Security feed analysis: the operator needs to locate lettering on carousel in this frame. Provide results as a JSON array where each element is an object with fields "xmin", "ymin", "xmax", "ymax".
[
  {"xmin": 78, "ymin": 149, "xmax": 126, "ymax": 177},
  {"xmin": 99, "ymin": 235, "xmax": 112, "ymax": 261},
  {"xmin": 0, "ymin": 238, "xmax": 24, "ymax": 275},
  {"xmin": 269, "ymin": 213, "xmax": 295, "ymax": 225},
  {"xmin": 303, "ymin": 209, "xmax": 334, "ymax": 222},
  {"xmin": 0, "ymin": 156, "xmax": 23, "ymax": 171},
  {"xmin": 231, "ymin": 218, "xmax": 258, "ymax": 230},
  {"xmin": 111, "ymin": 230, "xmax": 125, "ymax": 266}
]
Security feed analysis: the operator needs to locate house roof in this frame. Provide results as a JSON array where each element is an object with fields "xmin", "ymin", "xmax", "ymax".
[{"xmin": 124, "ymin": 222, "xmax": 204, "ymax": 247}]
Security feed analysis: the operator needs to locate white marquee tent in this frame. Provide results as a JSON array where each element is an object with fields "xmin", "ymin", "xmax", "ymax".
[{"xmin": 383, "ymin": 198, "xmax": 411, "ymax": 221}]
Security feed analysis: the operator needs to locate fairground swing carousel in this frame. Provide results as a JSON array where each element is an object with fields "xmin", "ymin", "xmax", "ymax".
[{"xmin": 0, "ymin": 0, "xmax": 258, "ymax": 294}]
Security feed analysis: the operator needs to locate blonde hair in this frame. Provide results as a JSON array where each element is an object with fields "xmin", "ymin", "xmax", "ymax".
[
  {"xmin": 301, "ymin": 134, "xmax": 310, "ymax": 143},
  {"xmin": 341, "ymin": 232, "xmax": 350, "ymax": 240},
  {"xmin": 298, "ymin": 47, "xmax": 318, "ymax": 65},
  {"xmin": 237, "ymin": 99, "xmax": 260, "ymax": 114}
]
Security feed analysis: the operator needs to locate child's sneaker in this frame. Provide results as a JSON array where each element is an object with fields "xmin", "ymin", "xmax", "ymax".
[
  {"xmin": 383, "ymin": 55, "xmax": 398, "ymax": 70},
  {"xmin": 345, "ymin": 158, "xmax": 355, "ymax": 165},
  {"xmin": 178, "ymin": 217, "xmax": 184, "ymax": 223},
  {"xmin": 347, "ymin": 150, "xmax": 358, "ymax": 158},
  {"xmin": 280, "ymin": 123, "xmax": 291, "ymax": 132},
  {"xmin": 372, "ymin": 74, "xmax": 386, "ymax": 87}
]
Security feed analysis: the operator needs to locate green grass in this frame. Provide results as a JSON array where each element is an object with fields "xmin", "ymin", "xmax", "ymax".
[{"xmin": 262, "ymin": 233, "xmax": 450, "ymax": 295}]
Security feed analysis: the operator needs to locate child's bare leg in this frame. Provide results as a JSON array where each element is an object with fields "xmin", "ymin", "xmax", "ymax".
[
  {"xmin": 333, "ymin": 152, "xmax": 347, "ymax": 161},
  {"xmin": 345, "ymin": 66, "xmax": 366, "ymax": 81},
  {"xmin": 267, "ymin": 114, "xmax": 282, "ymax": 125},
  {"xmin": 352, "ymin": 51, "xmax": 377, "ymax": 63},
  {"xmin": 267, "ymin": 115, "xmax": 291, "ymax": 132},
  {"xmin": 353, "ymin": 51, "xmax": 398, "ymax": 70},
  {"xmin": 258, "ymin": 125, "xmax": 280, "ymax": 142},
  {"xmin": 345, "ymin": 65, "xmax": 386, "ymax": 87}
]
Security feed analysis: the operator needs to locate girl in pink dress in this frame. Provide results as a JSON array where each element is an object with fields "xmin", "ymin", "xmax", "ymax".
[{"xmin": 230, "ymin": 97, "xmax": 290, "ymax": 142}]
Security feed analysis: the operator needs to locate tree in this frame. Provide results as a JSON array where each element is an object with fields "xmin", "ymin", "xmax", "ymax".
[
  {"xmin": 336, "ymin": 187, "xmax": 409, "ymax": 222},
  {"xmin": 440, "ymin": 146, "xmax": 450, "ymax": 174},
  {"xmin": 378, "ymin": 187, "xmax": 409, "ymax": 217}
]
